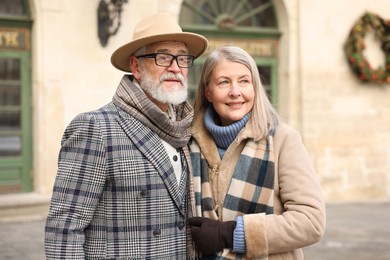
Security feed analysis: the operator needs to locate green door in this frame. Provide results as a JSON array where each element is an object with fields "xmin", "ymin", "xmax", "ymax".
[
  {"xmin": 0, "ymin": 38, "xmax": 32, "ymax": 194},
  {"xmin": 0, "ymin": 0, "xmax": 32, "ymax": 194}
]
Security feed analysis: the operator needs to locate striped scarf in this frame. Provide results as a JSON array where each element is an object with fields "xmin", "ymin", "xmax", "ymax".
[
  {"xmin": 190, "ymin": 109, "xmax": 275, "ymax": 259},
  {"xmin": 112, "ymin": 75, "xmax": 193, "ymax": 148},
  {"xmin": 112, "ymin": 75, "xmax": 198, "ymax": 258}
]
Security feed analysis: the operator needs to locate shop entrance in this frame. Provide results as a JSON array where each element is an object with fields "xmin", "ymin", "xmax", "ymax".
[{"xmin": 0, "ymin": 0, "xmax": 32, "ymax": 194}]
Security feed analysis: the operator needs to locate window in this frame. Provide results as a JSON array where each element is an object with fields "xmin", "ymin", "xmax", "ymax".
[
  {"xmin": 0, "ymin": 0, "xmax": 28, "ymax": 17},
  {"xmin": 180, "ymin": 0, "xmax": 280, "ymax": 106},
  {"xmin": 0, "ymin": 0, "xmax": 32, "ymax": 194}
]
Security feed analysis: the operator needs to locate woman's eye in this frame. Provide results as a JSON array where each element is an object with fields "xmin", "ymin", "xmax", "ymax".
[
  {"xmin": 219, "ymin": 80, "xmax": 228, "ymax": 85},
  {"xmin": 216, "ymin": 80, "xmax": 229, "ymax": 88},
  {"xmin": 240, "ymin": 78, "xmax": 251, "ymax": 84}
]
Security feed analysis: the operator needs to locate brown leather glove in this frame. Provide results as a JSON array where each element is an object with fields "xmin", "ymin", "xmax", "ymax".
[{"xmin": 188, "ymin": 217, "xmax": 236, "ymax": 256}]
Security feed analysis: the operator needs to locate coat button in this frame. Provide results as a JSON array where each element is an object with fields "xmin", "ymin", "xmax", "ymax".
[
  {"xmin": 173, "ymin": 155, "xmax": 178, "ymax": 161},
  {"xmin": 178, "ymin": 222, "xmax": 185, "ymax": 230},
  {"xmin": 140, "ymin": 190, "xmax": 149, "ymax": 197},
  {"xmin": 153, "ymin": 229, "xmax": 161, "ymax": 236}
]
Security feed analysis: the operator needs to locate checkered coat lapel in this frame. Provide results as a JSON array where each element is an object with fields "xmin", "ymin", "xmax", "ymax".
[{"xmin": 116, "ymin": 107, "xmax": 187, "ymax": 214}]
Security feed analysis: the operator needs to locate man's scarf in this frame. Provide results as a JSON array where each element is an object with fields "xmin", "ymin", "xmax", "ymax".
[
  {"xmin": 112, "ymin": 75, "xmax": 193, "ymax": 148},
  {"xmin": 112, "ymin": 75, "xmax": 198, "ymax": 257}
]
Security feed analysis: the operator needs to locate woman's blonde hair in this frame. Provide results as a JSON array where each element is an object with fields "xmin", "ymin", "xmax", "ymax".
[{"xmin": 193, "ymin": 45, "xmax": 279, "ymax": 138}]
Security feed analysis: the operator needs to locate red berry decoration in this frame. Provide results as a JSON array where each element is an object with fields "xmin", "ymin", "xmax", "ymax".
[{"xmin": 344, "ymin": 12, "xmax": 390, "ymax": 85}]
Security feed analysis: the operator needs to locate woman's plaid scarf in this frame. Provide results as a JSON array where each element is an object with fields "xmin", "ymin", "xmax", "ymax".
[
  {"xmin": 190, "ymin": 111, "xmax": 275, "ymax": 258},
  {"xmin": 193, "ymin": 131, "xmax": 275, "ymax": 218}
]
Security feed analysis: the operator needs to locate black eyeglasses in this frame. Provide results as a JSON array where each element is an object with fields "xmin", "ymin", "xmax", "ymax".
[{"xmin": 136, "ymin": 53, "xmax": 194, "ymax": 68}]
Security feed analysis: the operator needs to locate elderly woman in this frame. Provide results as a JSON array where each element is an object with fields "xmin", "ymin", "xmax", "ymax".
[{"xmin": 188, "ymin": 46, "xmax": 326, "ymax": 259}]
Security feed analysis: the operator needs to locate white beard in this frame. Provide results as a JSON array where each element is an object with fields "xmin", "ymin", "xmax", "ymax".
[{"xmin": 139, "ymin": 70, "xmax": 188, "ymax": 105}]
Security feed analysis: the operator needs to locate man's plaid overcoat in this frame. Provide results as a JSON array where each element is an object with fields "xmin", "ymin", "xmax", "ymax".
[{"xmin": 45, "ymin": 102, "xmax": 189, "ymax": 259}]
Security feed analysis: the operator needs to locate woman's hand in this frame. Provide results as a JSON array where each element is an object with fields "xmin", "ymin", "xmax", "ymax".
[{"xmin": 188, "ymin": 217, "xmax": 236, "ymax": 256}]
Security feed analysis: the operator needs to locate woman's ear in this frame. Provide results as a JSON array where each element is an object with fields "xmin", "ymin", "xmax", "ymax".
[{"xmin": 205, "ymin": 88, "xmax": 212, "ymax": 103}]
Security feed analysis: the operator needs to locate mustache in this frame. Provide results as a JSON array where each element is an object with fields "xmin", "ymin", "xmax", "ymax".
[{"xmin": 160, "ymin": 73, "xmax": 185, "ymax": 85}]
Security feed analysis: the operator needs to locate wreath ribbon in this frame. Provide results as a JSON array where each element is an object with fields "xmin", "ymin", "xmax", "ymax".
[{"xmin": 344, "ymin": 12, "xmax": 390, "ymax": 85}]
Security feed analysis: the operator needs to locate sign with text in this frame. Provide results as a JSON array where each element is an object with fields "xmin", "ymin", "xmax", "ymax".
[
  {"xmin": 0, "ymin": 28, "xmax": 30, "ymax": 51},
  {"xmin": 206, "ymin": 38, "xmax": 278, "ymax": 58}
]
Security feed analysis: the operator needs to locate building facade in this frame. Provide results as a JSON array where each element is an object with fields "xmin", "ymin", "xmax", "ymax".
[{"xmin": 0, "ymin": 0, "xmax": 389, "ymax": 220}]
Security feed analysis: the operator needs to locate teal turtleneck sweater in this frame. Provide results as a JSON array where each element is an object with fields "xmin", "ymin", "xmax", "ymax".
[{"xmin": 204, "ymin": 105, "xmax": 250, "ymax": 158}]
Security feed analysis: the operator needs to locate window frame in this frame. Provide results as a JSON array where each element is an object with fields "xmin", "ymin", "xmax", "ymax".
[
  {"xmin": 0, "ymin": 0, "xmax": 32, "ymax": 194},
  {"xmin": 180, "ymin": 0, "xmax": 281, "ymax": 107}
]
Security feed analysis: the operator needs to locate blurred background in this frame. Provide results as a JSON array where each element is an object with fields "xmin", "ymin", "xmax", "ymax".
[{"xmin": 0, "ymin": 0, "xmax": 389, "ymax": 259}]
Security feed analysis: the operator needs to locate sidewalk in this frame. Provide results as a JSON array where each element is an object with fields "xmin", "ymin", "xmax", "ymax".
[
  {"xmin": 304, "ymin": 200, "xmax": 390, "ymax": 260},
  {"xmin": 0, "ymin": 201, "xmax": 389, "ymax": 259}
]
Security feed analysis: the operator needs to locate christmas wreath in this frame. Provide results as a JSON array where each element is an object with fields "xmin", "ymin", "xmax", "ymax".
[{"xmin": 344, "ymin": 12, "xmax": 390, "ymax": 85}]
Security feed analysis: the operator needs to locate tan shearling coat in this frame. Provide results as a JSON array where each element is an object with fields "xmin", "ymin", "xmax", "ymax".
[{"xmin": 190, "ymin": 113, "xmax": 326, "ymax": 259}]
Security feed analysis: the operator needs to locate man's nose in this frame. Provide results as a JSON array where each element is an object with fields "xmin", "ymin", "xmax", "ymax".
[{"xmin": 166, "ymin": 59, "xmax": 182, "ymax": 72}]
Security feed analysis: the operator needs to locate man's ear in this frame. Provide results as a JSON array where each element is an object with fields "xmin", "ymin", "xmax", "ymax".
[{"xmin": 130, "ymin": 56, "xmax": 141, "ymax": 80}]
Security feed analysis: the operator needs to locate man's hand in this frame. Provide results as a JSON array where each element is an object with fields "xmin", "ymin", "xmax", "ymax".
[{"xmin": 188, "ymin": 217, "xmax": 236, "ymax": 256}]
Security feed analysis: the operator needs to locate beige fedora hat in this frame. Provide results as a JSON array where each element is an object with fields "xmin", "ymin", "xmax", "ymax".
[{"xmin": 111, "ymin": 12, "xmax": 208, "ymax": 72}]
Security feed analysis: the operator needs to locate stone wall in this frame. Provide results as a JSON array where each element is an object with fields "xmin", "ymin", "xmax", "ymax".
[
  {"xmin": 298, "ymin": 0, "xmax": 390, "ymax": 202},
  {"xmin": 29, "ymin": 0, "xmax": 390, "ymax": 202}
]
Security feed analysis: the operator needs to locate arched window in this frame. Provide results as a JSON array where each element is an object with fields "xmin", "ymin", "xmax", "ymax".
[
  {"xmin": 180, "ymin": 0, "xmax": 280, "ymax": 106},
  {"xmin": 0, "ymin": 0, "xmax": 32, "ymax": 194}
]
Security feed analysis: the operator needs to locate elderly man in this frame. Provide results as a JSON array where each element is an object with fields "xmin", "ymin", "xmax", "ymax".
[{"xmin": 45, "ymin": 12, "xmax": 208, "ymax": 259}]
